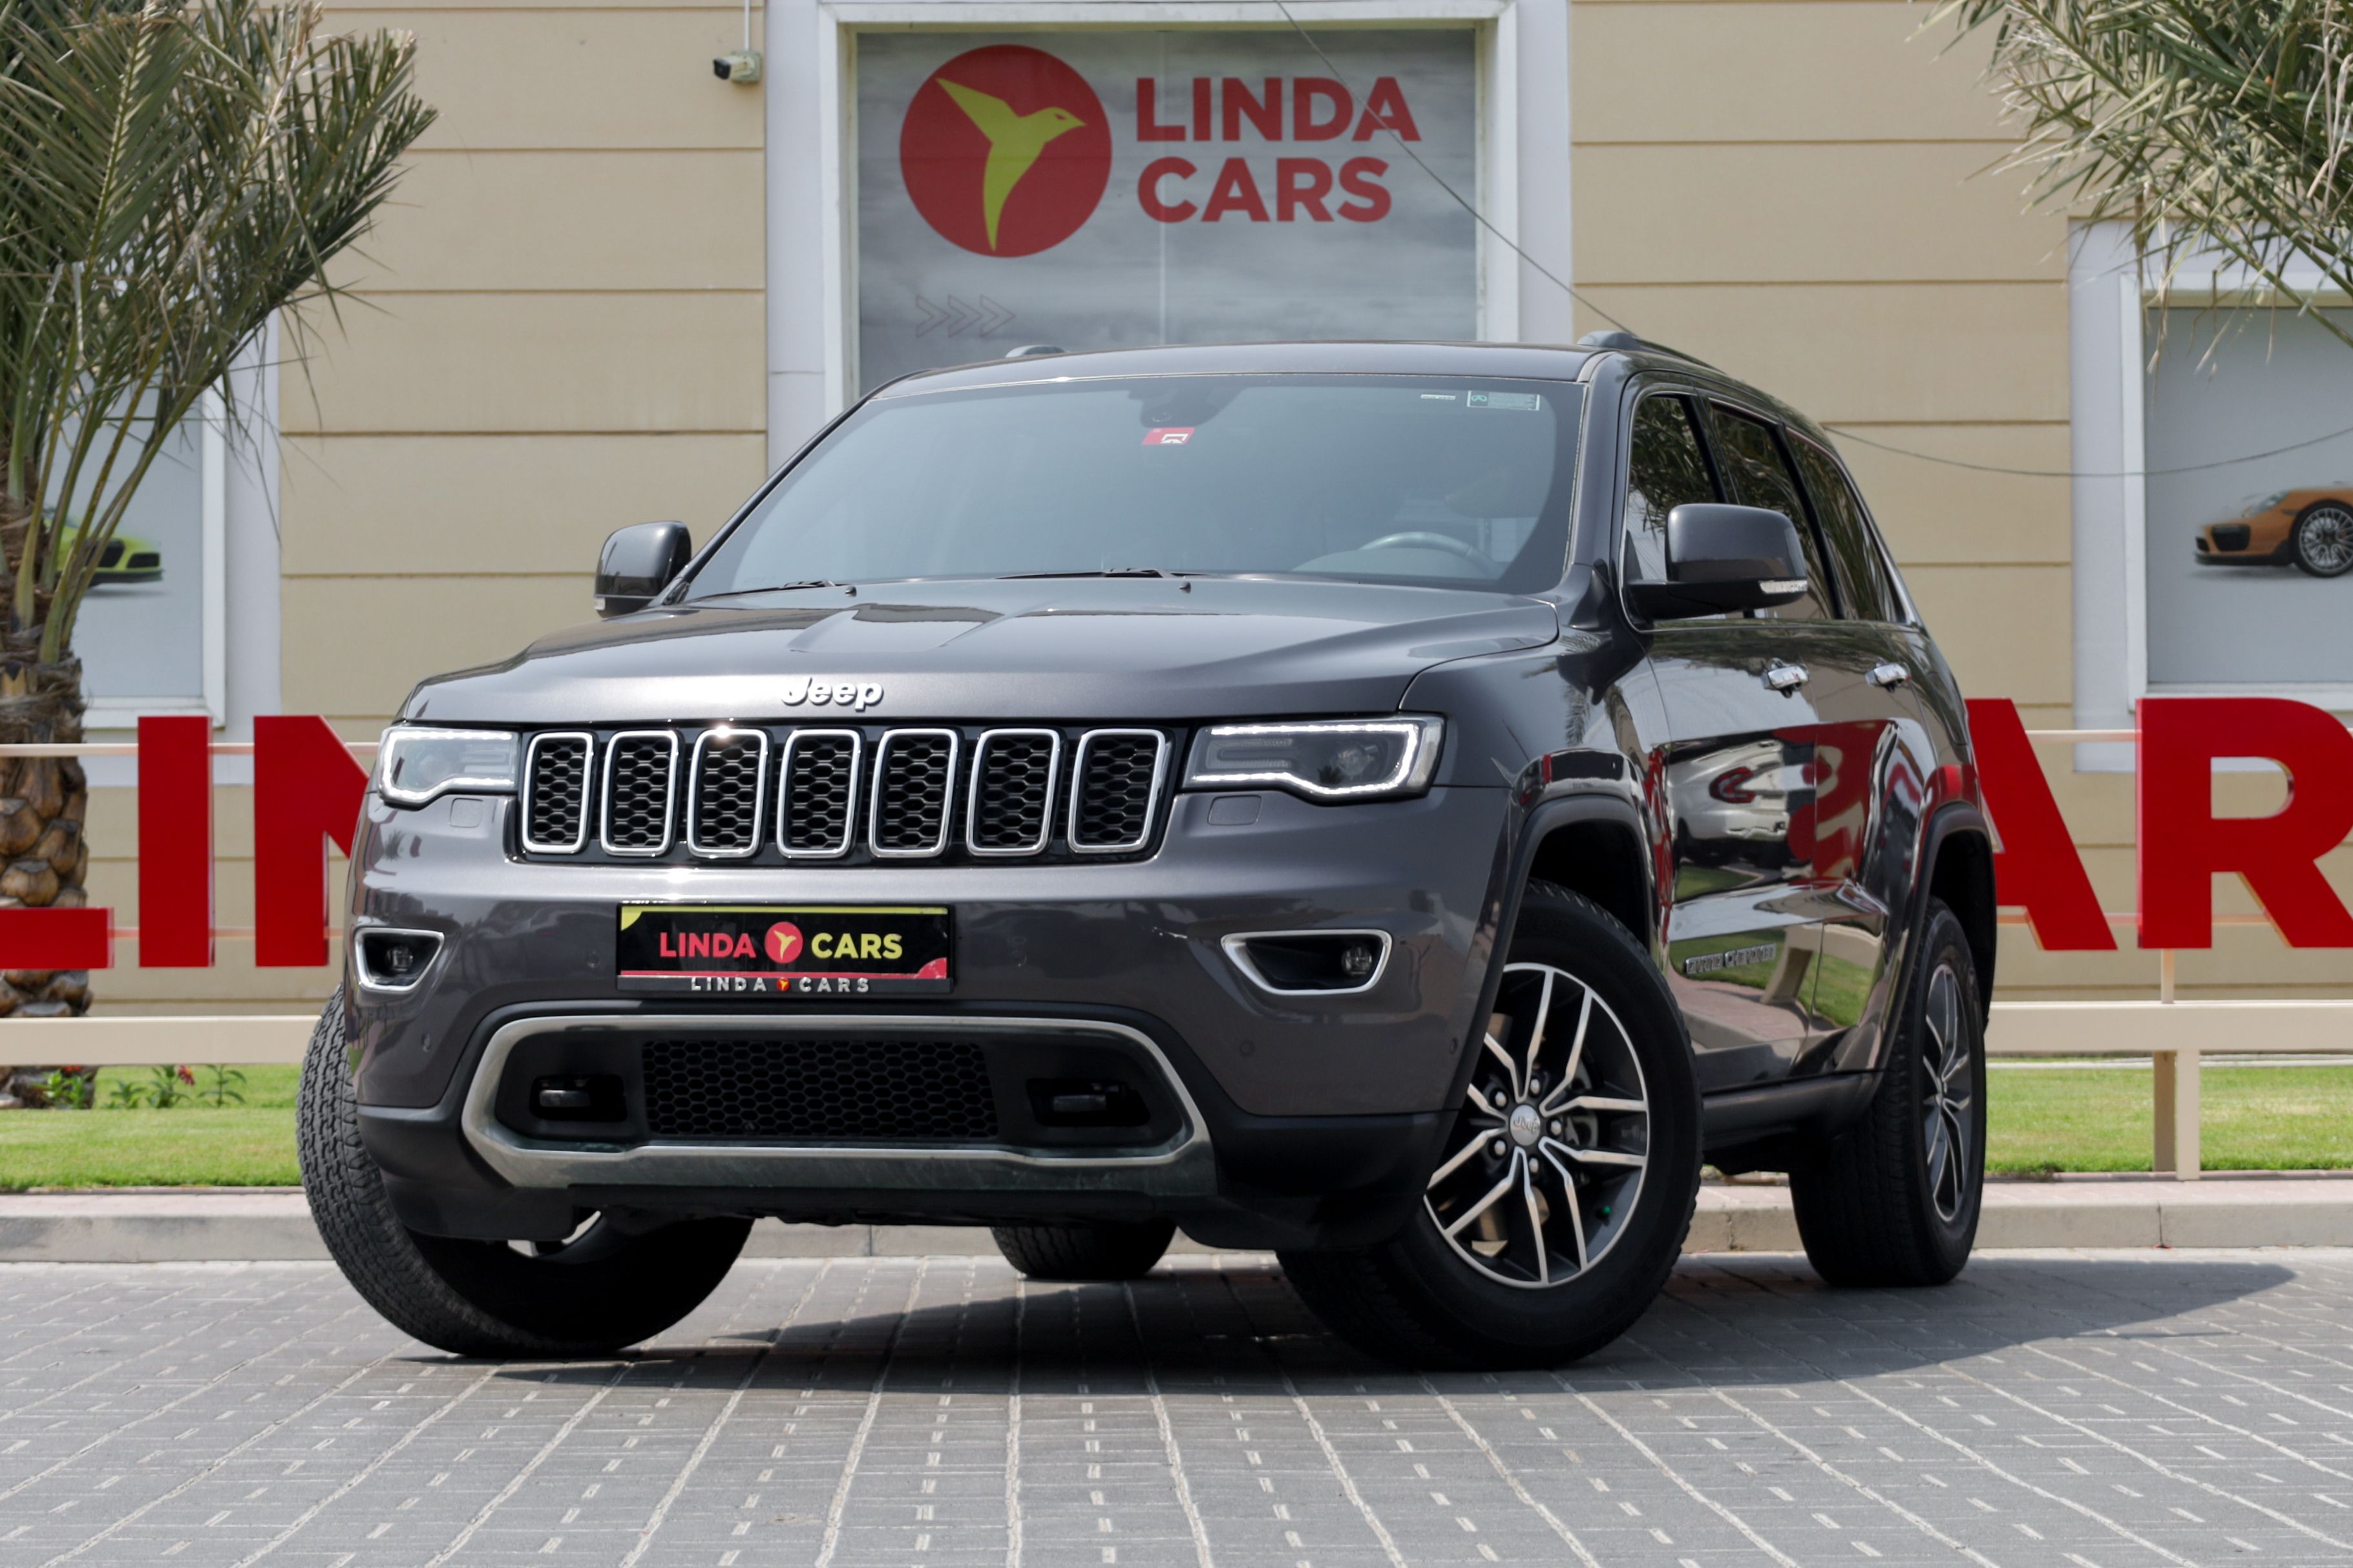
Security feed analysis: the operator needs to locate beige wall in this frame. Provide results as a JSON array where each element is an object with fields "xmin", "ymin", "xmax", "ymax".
[{"xmin": 83, "ymin": 0, "xmax": 2347, "ymax": 1014}]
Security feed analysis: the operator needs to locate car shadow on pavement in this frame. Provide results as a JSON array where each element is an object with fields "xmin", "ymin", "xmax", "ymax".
[{"xmin": 480, "ymin": 1249, "xmax": 2301, "ymax": 1391}]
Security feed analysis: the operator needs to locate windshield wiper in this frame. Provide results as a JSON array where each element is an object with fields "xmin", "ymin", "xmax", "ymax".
[{"xmin": 705, "ymin": 578, "xmax": 855, "ymax": 596}]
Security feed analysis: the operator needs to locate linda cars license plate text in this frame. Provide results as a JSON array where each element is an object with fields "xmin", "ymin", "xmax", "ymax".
[{"xmin": 616, "ymin": 904, "xmax": 951, "ymax": 996}]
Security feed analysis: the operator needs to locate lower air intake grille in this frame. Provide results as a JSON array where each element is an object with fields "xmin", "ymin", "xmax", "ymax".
[
  {"xmin": 640, "ymin": 1037, "xmax": 998, "ymax": 1140},
  {"xmin": 1071, "ymin": 731, "xmax": 1165, "ymax": 852}
]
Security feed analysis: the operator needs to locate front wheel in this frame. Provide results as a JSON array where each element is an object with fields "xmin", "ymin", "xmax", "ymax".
[
  {"xmin": 1280, "ymin": 884, "xmax": 1701, "ymax": 1369},
  {"xmin": 1789, "ymin": 899, "xmax": 1985, "ymax": 1286},
  {"xmin": 991, "ymin": 1220, "xmax": 1174, "ymax": 1281},
  {"xmin": 298, "ymin": 996, "xmax": 750, "ymax": 1357},
  {"xmin": 2292, "ymin": 501, "xmax": 2353, "ymax": 577}
]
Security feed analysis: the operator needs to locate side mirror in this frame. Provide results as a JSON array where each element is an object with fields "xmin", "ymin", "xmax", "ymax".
[
  {"xmin": 595, "ymin": 521, "xmax": 692, "ymax": 618},
  {"xmin": 1627, "ymin": 504, "xmax": 1808, "ymax": 621}
]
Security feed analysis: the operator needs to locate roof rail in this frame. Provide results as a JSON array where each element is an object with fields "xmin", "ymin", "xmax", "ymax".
[{"xmin": 1577, "ymin": 329, "xmax": 1712, "ymax": 368}]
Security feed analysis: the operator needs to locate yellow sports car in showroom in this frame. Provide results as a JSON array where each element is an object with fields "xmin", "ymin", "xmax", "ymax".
[{"xmin": 2196, "ymin": 488, "xmax": 2353, "ymax": 577}]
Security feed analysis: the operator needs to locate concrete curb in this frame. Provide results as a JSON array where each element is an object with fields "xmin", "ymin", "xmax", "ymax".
[{"xmin": 6, "ymin": 1178, "xmax": 2352, "ymax": 1262}]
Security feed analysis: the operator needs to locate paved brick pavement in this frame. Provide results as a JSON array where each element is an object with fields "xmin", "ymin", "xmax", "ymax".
[{"xmin": 5, "ymin": 1249, "xmax": 2353, "ymax": 1565}]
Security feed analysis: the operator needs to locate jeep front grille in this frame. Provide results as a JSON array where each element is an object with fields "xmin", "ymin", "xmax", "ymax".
[
  {"xmin": 686, "ymin": 729, "xmax": 766, "ymax": 857},
  {"xmin": 600, "ymin": 731, "xmax": 678, "ymax": 855},
  {"xmin": 779, "ymin": 729, "xmax": 860, "ymax": 857},
  {"xmin": 522, "ymin": 733, "xmax": 591, "ymax": 853},
  {"xmin": 967, "ymin": 729, "xmax": 1060, "ymax": 855},
  {"xmin": 869, "ymin": 729, "xmax": 958, "ymax": 857},
  {"xmin": 1069, "ymin": 730, "xmax": 1167, "ymax": 853},
  {"xmin": 528, "ymin": 724, "xmax": 1173, "ymax": 864},
  {"xmin": 642, "ymin": 1036, "xmax": 997, "ymax": 1140}
]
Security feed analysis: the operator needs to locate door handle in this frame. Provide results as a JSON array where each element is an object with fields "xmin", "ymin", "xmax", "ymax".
[
  {"xmin": 1763, "ymin": 663, "xmax": 1809, "ymax": 693},
  {"xmin": 1867, "ymin": 662, "xmax": 1911, "ymax": 689}
]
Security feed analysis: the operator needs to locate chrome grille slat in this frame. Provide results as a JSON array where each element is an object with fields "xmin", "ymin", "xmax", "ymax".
[
  {"xmin": 1069, "ymin": 729, "xmax": 1168, "ymax": 854},
  {"xmin": 869, "ymin": 729, "xmax": 958, "ymax": 858},
  {"xmin": 966, "ymin": 729, "xmax": 1060, "ymax": 856},
  {"xmin": 599, "ymin": 730, "xmax": 679, "ymax": 855},
  {"xmin": 522, "ymin": 732, "xmax": 593, "ymax": 853},
  {"xmin": 779, "ymin": 729, "xmax": 861, "ymax": 857},
  {"xmin": 686, "ymin": 727, "xmax": 768, "ymax": 858}
]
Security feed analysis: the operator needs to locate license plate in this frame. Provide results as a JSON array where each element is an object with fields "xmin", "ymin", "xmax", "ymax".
[{"xmin": 616, "ymin": 904, "xmax": 951, "ymax": 996}]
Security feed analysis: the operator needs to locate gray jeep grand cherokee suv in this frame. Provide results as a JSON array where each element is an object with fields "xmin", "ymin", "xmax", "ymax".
[{"xmin": 299, "ymin": 339, "xmax": 1994, "ymax": 1368}]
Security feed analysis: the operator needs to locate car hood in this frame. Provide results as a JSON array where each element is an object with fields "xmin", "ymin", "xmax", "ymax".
[{"xmin": 403, "ymin": 578, "xmax": 1559, "ymax": 726}]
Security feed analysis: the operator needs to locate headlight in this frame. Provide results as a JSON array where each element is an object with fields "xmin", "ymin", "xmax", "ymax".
[
  {"xmin": 374, "ymin": 727, "xmax": 520, "ymax": 807},
  {"xmin": 1182, "ymin": 716, "xmax": 1444, "ymax": 801}
]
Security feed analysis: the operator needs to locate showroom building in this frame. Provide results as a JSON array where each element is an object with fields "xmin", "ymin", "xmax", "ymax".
[{"xmin": 81, "ymin": 0, "xmax": 2350, "ymax": 1011}]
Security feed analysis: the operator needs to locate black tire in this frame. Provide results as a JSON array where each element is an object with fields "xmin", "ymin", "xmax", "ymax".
[
  {"xmin": 1278, "ymin": 883, "xmax": 1702, "ymax": 1369},
  {"xmin": 297, "ymin": 995, "xmax": 750, "ymax": 1357},
  {"xmin": 991, "ymin": 1220, "xmax": 1175, "ymax": 1281},
  {"xmin": 2290, "ymin": 501, "xmax": 2353, "ymax": 578},
  {"xmin": 1790, "ymin": 899, "xmax": 1985, "ymax": 1287}
]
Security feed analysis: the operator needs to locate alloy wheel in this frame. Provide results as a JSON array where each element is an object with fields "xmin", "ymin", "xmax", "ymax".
[
  {"xmin": 1919, "ymin": 962, "xmax": 1974, "ymax": 1223},
  {"xmin": 1425, "ymin": 962, "xmax": 1650, "ymax": 1288},
  {"xmin": 2299, "ymin": 505, "xmax": 2353, "ymax": 575}
]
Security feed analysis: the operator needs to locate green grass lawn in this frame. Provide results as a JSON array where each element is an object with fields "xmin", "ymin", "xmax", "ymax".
[
  {"xmin": 0, "ymin": 1066, "xmax": 301, "ymax": 1189},
  {"xmin": 1986, "ymin": 1063, "xmax": 2353, "ymax": 1175},
  {"xmin": 3, "ymin": 1061, "xmax": 2350, "ymax": 1189}
]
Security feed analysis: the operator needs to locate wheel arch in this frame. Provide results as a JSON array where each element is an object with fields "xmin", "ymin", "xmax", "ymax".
[{"xmin": 1916, "ymin": 802, "xmax": 1996, "ymax": 1025}]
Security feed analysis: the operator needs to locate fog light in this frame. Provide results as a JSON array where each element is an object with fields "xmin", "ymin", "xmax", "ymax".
[
  {"xmin": 533, "ymin": 1075, "xmax": 624, "ymax": 1122},
  {"xmin": 1028, "ymin": 1078, "xmax": 1149, "ymax": 1127},
  {"xmin": 355, "ymin": 928, "xmax": 442, "ymax": 991},
  {"xmin": 1221, "ymin": 930, "xmax": 1393, "ymax": 995}
]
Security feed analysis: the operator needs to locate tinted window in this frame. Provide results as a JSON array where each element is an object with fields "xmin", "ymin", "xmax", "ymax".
[
  {"xmin": 1709, "ymin": 405, "xmax": 1833, "ymax": 622},
  {"xmin": 1791, "ymin": 437, "xmax": 1902, "ymax": 623},
  {"xmin": 689, "ymin": 375, "xmax": 1582, "ymax": 597},
  {"xmin": 1622, "ymin": 395, "xmax": 1716, "ymax": 583}
]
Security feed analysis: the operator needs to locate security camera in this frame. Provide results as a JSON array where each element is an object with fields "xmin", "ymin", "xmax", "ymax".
[{"xmin": 713, "ymin": 49, "xmax": 762, "ymax": 85}]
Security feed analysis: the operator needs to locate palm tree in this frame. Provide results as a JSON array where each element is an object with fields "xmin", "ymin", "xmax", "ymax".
[
  {"xmin": 1944, "ymin": 0, "xmax": 2353, "ymax": 346},
  {"xmin": 0, "ymin": 0, "xmax": 432, "ymax": 1101}
]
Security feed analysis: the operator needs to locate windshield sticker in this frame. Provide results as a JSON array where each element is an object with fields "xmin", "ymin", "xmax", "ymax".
[
  {"xmin": 1142, "ymin": 426, "xmax": 1195, "ymax": 446},
  {"xmin": 1467, "ymin": 391, "xmax": 1543, "ymax": 412},
  {"xmin": 1420, "ymin": 392, "xmax": 1458, "ymax": 402}
]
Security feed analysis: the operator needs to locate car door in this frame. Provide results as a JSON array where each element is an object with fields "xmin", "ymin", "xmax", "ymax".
[
  {"xmin": 1786, "ymin": 433, "xmax": 1936, "ymax": 1070},
  {"xmin": 1623, "ymin": 391, "xmax": 1822, "ymax": 1092}
]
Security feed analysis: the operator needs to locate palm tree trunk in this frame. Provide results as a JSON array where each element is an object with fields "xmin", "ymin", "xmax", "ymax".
[{"xmin": 0, "ymin": 499, "xmax": 94, "ymax": 1107}]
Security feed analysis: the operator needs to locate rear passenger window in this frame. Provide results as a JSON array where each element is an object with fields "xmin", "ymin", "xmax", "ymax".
[
  {"xmin": 1622, "ymin": 395, "xmax": 1716, "ymax": 584},
  {"xmin": 1791, "ymin": 438, "xmax": 1903, "ymax": 623},
  {"xmin": 1708, "ymin": 405, "xmax": 1834, "ymax": 622}
]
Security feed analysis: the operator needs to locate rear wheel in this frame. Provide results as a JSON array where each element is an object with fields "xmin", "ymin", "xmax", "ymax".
[
  {"xmin": 1789, "ymin": 899, "xmax": 1985, "ymax": 1286},
  {"xmin": 2292, "ymin": 502, "xmax": 2353, "ymax": 577},
  {"xmin": 298, "ymin": 996, "xmax": 750, "ymax": 1357},
  {"xmin": 1280, "ymin": 884, "xmax": 1700, "ymax": 1368},
  {"xmin": 991, "ymin": 1220, "xmax": 1174, "ymax": 1281}
]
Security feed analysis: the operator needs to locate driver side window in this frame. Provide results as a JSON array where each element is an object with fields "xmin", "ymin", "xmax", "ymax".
[{"xmin": 1623, "ymin": 394, "xmax": 1716, "ymax": 583}]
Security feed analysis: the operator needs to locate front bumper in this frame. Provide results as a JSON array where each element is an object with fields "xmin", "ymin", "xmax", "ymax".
[{"xmin": 345, "ymin": 784, "xmax": 1506, "ymax": 1246}]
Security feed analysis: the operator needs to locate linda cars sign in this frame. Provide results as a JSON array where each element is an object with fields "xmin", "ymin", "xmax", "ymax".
[
  {"xmin": 855, "ymin": 31, "xmax": 1479, "ymax": 390},
  {"xmin": 1, "ymin": 697, "xmax": 2348, "ymax": 971}
]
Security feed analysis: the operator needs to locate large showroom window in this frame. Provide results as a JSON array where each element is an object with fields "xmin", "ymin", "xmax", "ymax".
[{"xmin": 2069, "ymin": 224, "xmax": 2353, "ymax": 745}]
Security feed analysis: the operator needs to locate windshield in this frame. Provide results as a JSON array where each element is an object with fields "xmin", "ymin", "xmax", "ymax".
[{"xmin": 688, "ymin": 374, "xmax": 1583, "ymax": 598}]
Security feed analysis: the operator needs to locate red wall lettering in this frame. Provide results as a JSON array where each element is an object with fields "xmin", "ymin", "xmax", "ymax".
[
  {"xmin": 1201, "ymin": 159, "xmax": 1269, "ymax": 222},
  {"xmin": 0, "ymin": 906, "xmax": 109, "ymax": 970},
  {"xmin": 1135, "ymin": 78, "xmax": 1185, "ymax": 141},
  {"xmin": 1353, "ymin": 78, "xmax": 1421, "ymax": 141},
  {"xmin": 137, "ymin": 715, "xmax": 213, "ymax": 967},
  {"xmin": 2139, "ymin": 696, "xmax": 2353, "ymax": 948},
  {"xmin": 254, "ymin": 715, "xmax": 370, "ymax": 967},
  {"xmin": 1139, "ymin": 157, "xmax": 1196, "ymax": 222},
  {"xmin": 1221, "ymin": 77, "xmax": 1281, "ymax": 141},
  {"xmin": 1275, "ymin": 158, "xmax": 1334, "ymax": 222},
  {"xmin": 1965, "ymin": 698, "xmax": 2115, "ymax": 950},
  {"xmin": 1293, "ymin": 78, "xmax": 1351, "ymax": 140},
  {"xmin": 1337, "ymin": 158, "xmax": 1391, "ymax": 222}
]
